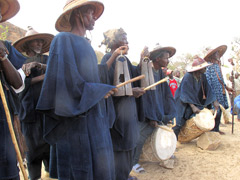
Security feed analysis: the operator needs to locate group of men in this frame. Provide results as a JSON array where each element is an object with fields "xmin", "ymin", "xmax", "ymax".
[{"xmin": 0, "ymin": 0, "xmax": 234, "ymax": 180}]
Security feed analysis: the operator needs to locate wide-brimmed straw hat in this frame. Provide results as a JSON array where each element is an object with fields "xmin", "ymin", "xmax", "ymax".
[
  {"xmin": 204, "ymin": 45, "xmax": 227, "ymax": 62},
  {"xmin": 187, "ymin": 56, "xmax": 212, "ymax": 73},
  {"xmin": 149, "ymin": 45, "xmax": 176, "ymax": 60},
  {"xmin": 55, "ymin": 0, "xmax": 104, "ymax": 32},
  {"xmin": 0, "ymin": 0, "xmax": 20, "ymax": 22},
  {"xmin": 13, "ymin": 26, "xmax": 54, "ymax": 54}
]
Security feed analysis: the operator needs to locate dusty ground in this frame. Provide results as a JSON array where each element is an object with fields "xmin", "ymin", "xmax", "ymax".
[
  {"xmin": 130, "ymin": 117, "xmax": 240, "ymax": 180},
  {"xmin": 20, "ymin": 117, "xmax": 240, "ymax": 180}
]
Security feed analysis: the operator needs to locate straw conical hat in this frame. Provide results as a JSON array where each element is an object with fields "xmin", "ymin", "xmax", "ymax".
[
  {"xmin": 204, "ymin": 45, "xmax": 227, "ymax": 62},
  {"xmin": 55, "ymin": 0, "xmax": 104, "ymax": 32},
  {"xmin": 150, "ymin": 45, "xmax": 176, "ymax": 60},
  {"xmin": 0, "ymin": 0, "xmax": 20, "ymax": 22},
  {"xmin": 13, "ymin": 26, "xmax": 54, "ymax": 53}
]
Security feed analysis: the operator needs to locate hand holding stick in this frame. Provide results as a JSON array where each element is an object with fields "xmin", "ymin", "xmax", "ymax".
[
  {"xmin": 144, "ymin": 77, "xmax": 169, "ymax": 91},
  {"xmin": 0, "ymin": 80, "xmax": 28, "ymax": 180}
]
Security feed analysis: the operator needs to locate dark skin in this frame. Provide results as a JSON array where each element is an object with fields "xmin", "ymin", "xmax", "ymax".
[
  {"xmin": 143, "ymin": 49, "xmax": 170, "ymax": 127},
  {"xmin": 0, "ymin": 41, "xmax": 23, "ymax": 89},
  {"xmin": 22, "ymin": 39, "xmax": 47, "ymax": 85},
  {"xmin": 105, "ymin": 31, "xmax": 145, "ymax": 98},
  {"xmin": 71, "ymin": 6, "xmax": 117, "ymax": 98},
  {"xmin": 190, "ymin": 68, "xmax": 219, "ymax": 114}
]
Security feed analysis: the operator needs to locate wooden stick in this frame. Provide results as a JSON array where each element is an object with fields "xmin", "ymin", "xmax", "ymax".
[
  {"xmin": 116, "ymin": 75, "xmax": 145, "ymax": 88},
  {"xmin": 144, "ymin": 77, "xmax": 169, "ymax": 91},
  {"xmin": 0, "ymin": 80, "xmax": 28, "ymax": 180}
]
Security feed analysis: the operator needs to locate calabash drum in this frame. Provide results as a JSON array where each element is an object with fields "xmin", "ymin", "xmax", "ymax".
[
  {"xmin": 140, "ymin": 126, "xmax": 177, "ymax": 162},
  {"xmin": 178, "ymin": 108, "xmax": 216, "ymax": 143}
]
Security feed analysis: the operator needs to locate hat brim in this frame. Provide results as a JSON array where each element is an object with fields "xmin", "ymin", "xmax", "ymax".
[
  {"xmin": 0, "ymin": 0, "xmax": 20, "ymax": 22},
  {"xmin": 13, "ymin": 33, "xmax": 54, "ymax": 53},
  {"xmin": 204, "ymin": 45, "xmax": 227, "ymax": 62},
  {"xmin": 55, "ymin": 1, "xmax": 104, "ymax": 32},
  {"xmin": 187, "ymin": 62, "xmax": 212, "ymax": 72},
  {"xmin": 150, "ymin": 46, "xmax": 176, "ymax": 60}
]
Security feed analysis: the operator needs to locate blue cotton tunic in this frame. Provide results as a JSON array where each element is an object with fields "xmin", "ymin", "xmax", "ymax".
[
  {"xmin": 101, "ymin": 53, "xmax": 139, "ymax": 151},
  {"xmin": 174, "ymin": 72, "xmax": 216, "ymax": 128},
  {"xmin": 36, "ymin": 32, "xmax": 115, "ymax": 180},
  {"xmin": 0, "ymin": 41, "xmax": 26, "ymax": 179},
  {"xmin": 138, "ymin": 68, "xmax": 176, "ymax": 124},
  {"xmin": 206, "ymin": 63, "xmax": 229, "ymax": 109}
]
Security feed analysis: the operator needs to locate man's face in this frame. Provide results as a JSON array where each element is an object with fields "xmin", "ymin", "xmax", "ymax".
[
  {"xmin": 212, "ymin": 51, "xmax": 220, "ymax": 61},
  {"xmin": 199, "ymin": 67, "xmax": 206, "ymax": 74},
  {"xmin": 235, "ymin": 73, "xmax": 239, "ymax": 79},
  {"xmin": 28, "ymin": 39, "xmax": 44, "ymax": 54},
  {"xmin": 157, "ymin": 52, "xmax": 170, "ymax": 68},
  {"xmin": 81, "ymin": 7, "xmax": 96, "ymax": 31}
]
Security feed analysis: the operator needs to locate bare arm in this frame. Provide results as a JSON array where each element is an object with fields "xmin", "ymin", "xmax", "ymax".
[{"xmin": 31, "ymin": 74, "xmax": 45, "ymax": 85}]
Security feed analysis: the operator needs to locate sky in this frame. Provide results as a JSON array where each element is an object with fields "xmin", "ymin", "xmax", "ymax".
[{"xmin": 8, "ymin": 0, "xmax": 240, "ymax": 64}]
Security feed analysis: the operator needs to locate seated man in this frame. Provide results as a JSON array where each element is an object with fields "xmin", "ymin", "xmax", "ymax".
[{"xmin": 173, "ymin": 56, "xmax": 219, "ymax": 138}]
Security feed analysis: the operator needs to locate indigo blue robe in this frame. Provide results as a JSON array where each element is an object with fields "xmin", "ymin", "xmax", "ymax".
[
  {"xmin": 36, "ymin": 32, "xmax": 115, "ymax": 180},
  {"xmin": 18, "ymin": 55, "xmax": 50, "ymax": 176},
  {"xmin": 101, "ymin": 53, "xmax": 139, "ymax": 151},
  {"xmin": 0, "ymin": 41, "xmax": 26, "ymax": 179},
  {"xmin": 138, "ymin": 67, "xmax": 176, "ymax": 124},
  {"xmin": 173, "ymin": 72, "xmax": 216, "ymax": 135}
]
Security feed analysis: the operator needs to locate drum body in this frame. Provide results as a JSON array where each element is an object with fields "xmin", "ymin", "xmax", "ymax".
[
  {"xmin": 178, "ymin": 108, "xmax": 215, "ymax": 143},
  {"xmin": 140, "ymin": 127, "xmax": 177, "ymax": 162}
]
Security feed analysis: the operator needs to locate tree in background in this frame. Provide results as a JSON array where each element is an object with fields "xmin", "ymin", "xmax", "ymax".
[
  {"xmin": 230, "ymin": 37, "xmax": 240, "ymax": 72},
  {"xmin": 0, "ymin": 24, "xmax": 8, "ymax": 40}
]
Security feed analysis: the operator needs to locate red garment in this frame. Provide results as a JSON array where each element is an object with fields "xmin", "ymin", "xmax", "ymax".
[{"xmin": 168, "ymin": 79, "xmax": 178, "ymax": 97}]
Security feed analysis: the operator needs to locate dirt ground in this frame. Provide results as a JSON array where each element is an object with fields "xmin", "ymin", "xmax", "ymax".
[{"xmin": 20, "ymin": 117, "xmax": 240, "ymax": 180}]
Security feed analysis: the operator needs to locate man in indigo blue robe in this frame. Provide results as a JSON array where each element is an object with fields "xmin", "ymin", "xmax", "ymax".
[
  {"xmin": 0, "ymin": 1, "xmax": 26, "ymax": 180},
  {"xmin": 204, "ymin": 45, "xmax": 233, "ymax": 134},
  {"xmin": 100, "ymin": 28, "xmax": 145, "ymax": 180},
  {"xmin": 132, "ymin": 46, "xmax": 176, "ymax": 173},
  {"xmin": 173, "ymin": 57, "xmax": 219, "ymax": 138},
  {"xmin": 36, "ymin": 1, "xmax": 117, "ymax": 179},
  {"xmin": 14, "ymin": 27, "xmax": 54, "ymax": 180}
]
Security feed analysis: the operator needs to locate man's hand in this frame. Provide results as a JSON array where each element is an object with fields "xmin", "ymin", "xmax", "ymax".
[
  {"xmin": 226, "ymin": 86, "xmax": 234, "ymax": 93},
  {"xmin": 0, "ymin": 41, "xmax": 9, "ymax": 59},
  {"xmin": 114, "ymin": 45, "xmax": 129, "ymax": 56},
  {"xmin": 149, "ymin": 120, "xmax": 158, "ymax": 128},
  {"xmin": 132, "ymin": 87, "xmax": 145, "ymax": 98},
  {"xmin": 22, "ymin": 62, "xmax": 42, "ymax": 76},
  {"xmin": 189, "ymin": 104, "xmax": 201, "ymax": 114},
  {"xmin": 140, "ymin": 46, "xmax": 150, "ymax": 59},
  {"xmin": 104, "ymin": 88, "xmax": 118, "ymax": 99}
]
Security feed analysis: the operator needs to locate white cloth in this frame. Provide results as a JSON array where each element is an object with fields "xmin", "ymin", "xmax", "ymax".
[{"xmin": 11, "ymin": 68, "xmax": 26, "ymax": 93}]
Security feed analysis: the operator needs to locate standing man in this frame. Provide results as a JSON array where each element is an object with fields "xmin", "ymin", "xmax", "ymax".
[
  {"xmin": 0, "ymin": 0, "xmax": 26, "ymax": 180},
  {"xmin": 13, "ymin": 27, "xmax": 54, "ymax": 180},
  {"xmin": 132, "ymin": 46, "xmax": 176, "ymax": 173},
  {"xmin": 173, "ymin": 56, "xmax": 218, "ymax": 137},
  {"xmin": 167, "ymin": 69, "xmax": 178, "ymax": 97},
  {"xmin": 36, "ymin": 0, "xmax": 117, "ymax": 179},
  {"xmin": 100, "ymin": 28, "xmax": 145, "ymax": 180},
  {"xmin": 204, "ymin": 45, "xmax": 233, "ymax": 134}
]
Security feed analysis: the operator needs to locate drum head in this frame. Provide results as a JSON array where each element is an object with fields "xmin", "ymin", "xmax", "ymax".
[
  {"xmin": 154, "ymin": 127, "xmax": 177, "ymax": 160},
  {"xmin": 193, "ymin": 108, "xmax": 215, "ymax": 131}
]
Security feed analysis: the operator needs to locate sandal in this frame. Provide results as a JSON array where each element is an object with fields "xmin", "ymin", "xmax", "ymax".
[{"xmin": 132, "ymin": 163, "xmax": 145, "ymax": 174}]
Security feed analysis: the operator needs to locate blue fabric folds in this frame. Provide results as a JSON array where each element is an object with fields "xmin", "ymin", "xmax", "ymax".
[{"xmin": 36, "ymin": 32, "xmax": 115, "ymax": 180}]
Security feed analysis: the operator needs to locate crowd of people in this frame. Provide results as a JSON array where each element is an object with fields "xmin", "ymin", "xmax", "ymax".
[{"xmin": 0, "ymin": 0, "xmax": 237, "ymax": 180}]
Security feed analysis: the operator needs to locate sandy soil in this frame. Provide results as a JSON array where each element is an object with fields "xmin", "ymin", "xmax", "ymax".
[
  {"xmin": 20, "ymin": 117, "xmax": 240, "ymax": 180},
  {"xmin": 130, "ymin": 117, "xmax": 240, "ymax": 180}
]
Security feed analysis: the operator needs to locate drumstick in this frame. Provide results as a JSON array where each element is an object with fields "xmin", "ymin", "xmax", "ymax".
[
  {"xmin": 144, "ymin": 77, "xmax": 169, "ymax": 91},
  {"xmin": 116, "ymin": 75, "xmax": 145, "ymax": 88},
  {"xmin": 157, "ymin": 125, "xmax": 173, "ymax": 132}
]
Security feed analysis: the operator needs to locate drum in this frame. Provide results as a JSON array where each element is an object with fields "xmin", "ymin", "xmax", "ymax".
[
  {"xmin": 178, "ymin": 108, "xmax": 216, "ymax": 143},
  {"xmin": 140, "ymin": 126, "xmax": 177, "ymax": 162}
]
